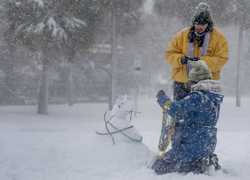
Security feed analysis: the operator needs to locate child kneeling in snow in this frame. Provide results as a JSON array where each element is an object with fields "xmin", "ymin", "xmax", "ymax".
[{"xmin": 152, "ymin": 61, "xmax": 223, "ymax": 174}]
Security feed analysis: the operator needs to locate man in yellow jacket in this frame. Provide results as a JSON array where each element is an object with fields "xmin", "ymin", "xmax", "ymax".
[{"xmin": 166, "ymin": 2, "xmax": 228, "ymax": 100}]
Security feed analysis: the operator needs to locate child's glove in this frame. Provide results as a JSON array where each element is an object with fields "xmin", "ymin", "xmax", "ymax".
[{"xmin": 156, "ymin": 90, "xmax": 172, "ymax": 110}]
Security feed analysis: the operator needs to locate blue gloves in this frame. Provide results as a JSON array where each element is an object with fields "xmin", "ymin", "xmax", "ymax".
[
  {"xmin": 156, "ymin": 90, "xmax": 172, "ymax": 110},
  {"xmin": 181, "ymin": 56, "xmax": 200, "ymax": 64}
]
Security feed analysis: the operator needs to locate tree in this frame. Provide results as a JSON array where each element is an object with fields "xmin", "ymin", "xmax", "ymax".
[
  {"xmin": 232, "ymin": 0, "xmax": 250, "ymax": 106},
  {"xmin": 4, "ymin": 0, "xmax": 100, "ymax": 114},
  {"xmin": 96, "ymin": 0, "xmax": 144, "ymax": 109}
]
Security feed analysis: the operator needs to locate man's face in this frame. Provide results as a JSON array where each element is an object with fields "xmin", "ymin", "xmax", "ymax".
[{"xmin": 194, "ymin": 23, "xmax": 208, "ymax": 33}]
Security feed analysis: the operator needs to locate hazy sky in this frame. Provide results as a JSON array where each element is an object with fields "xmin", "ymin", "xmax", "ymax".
[{"xmin": 144, "ymin": 0, "xmax": 153, "ymax": 14}]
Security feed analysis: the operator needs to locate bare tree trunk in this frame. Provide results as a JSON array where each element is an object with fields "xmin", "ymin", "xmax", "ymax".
[
  {"xmin": 236, "ymin": 23, "xmax": 243, "ymax": 107},
  {"xmin": 38, "ymin": 57, "xmax": 49, "ymax": 115},
  {"xmin": 5, "ymin": 49, "xmax": 14, "ymax": 89},
  {"xmin": 108, "ymin": 80, "xmax": 112, "ymax": 110},
  {"xmin": 4, "ymin": 42, "xmax": 15, "ymax": 102},
  {"xmin": 4, "ymin": 28, "xmax": 16, "ymax": 94},
  {"xmin": 66, "ymin": 62, "xmax": 74, "ymax": 106},
  {"xmin": 110, "ymin": 0, "xmax": 118, "ymax": 110}
]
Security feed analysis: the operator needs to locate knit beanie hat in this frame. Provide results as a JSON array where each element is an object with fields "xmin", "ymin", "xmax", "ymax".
[
  {"xmin": 188, "ymin": 60, "xmax": 212, "ymax": 82},
  {"xmin": 192, "ymin": 2, "xmax": 213, "ymax": 31}
]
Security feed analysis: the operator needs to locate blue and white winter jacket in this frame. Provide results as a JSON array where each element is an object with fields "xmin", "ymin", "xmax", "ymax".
[{"xmin": 164, "ymin": 80, "xmax": 223, "ymax": 163}]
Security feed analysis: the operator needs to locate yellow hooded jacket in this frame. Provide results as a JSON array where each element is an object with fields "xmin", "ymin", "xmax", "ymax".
[{"xmin": 165, "ymin": 27, "xmax": 228, "ymax": 83}]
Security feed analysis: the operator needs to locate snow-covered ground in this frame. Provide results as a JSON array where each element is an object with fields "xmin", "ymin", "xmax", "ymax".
[{"xmin": 0, "ymin": 97, "xmax": 249, "ymax": 180}]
